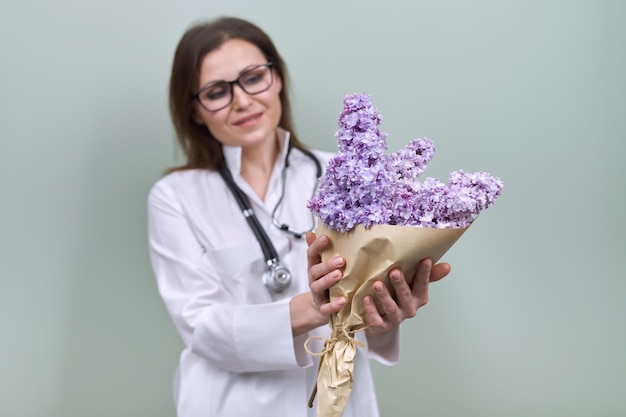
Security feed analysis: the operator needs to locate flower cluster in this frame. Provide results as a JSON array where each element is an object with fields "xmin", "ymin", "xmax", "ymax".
[{"xmin": 308, "ymin": 93, "xmax": 503, "ymax": 232}]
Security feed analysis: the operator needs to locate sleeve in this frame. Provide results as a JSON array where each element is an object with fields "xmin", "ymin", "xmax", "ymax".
[
  {"xmin": 147, "ymin": 182, "xmax": 310, "ymax": 373},
  {"xmin": 365, "ymin": 327, "xmax": 400, "ymax": 366}
]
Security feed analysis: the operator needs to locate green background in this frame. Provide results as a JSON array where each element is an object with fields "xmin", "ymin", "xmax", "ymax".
[{"xmin": 1, "ymin": 1, "xmax": 624, "ymax": 416}]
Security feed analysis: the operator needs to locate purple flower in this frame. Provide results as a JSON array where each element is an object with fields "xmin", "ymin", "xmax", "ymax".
[
  {"xmin": 389, "ymin": 138, "xmax": 435, "ymax": 182},
  {"xmin": 307, "ymin": 93, "xmax": 503, "ymax": 232}
]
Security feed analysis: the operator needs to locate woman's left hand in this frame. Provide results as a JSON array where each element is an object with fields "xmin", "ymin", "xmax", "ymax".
[{"xmin": 363, "ymin": 258, "xmax": 451, "ymax": 337}]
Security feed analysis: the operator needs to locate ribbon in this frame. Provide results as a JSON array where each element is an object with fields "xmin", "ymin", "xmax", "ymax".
[{"xmin": 304, "ymin": 326, "xmax": 366, "ymax": 408}]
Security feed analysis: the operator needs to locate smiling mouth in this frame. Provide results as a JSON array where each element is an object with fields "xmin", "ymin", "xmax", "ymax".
[{"xmin": 234, "ymin": 113, "xmax": 262, "ymax": 126}]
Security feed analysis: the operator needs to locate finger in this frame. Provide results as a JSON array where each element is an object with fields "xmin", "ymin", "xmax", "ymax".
[
  {"xmin": 306, "ymin": 234, "xmax": 327, "ymax": 270},
  {"xmin": 429, "ymin": 262, "xmax": 451, "ymax": 283},
  {"xmin": 372, "ymin": 280, "xmax": 401, "ymax": 323},
  {"xmin": 309, "ymin": 255, "xmax": 345, "ymax": 285},
  {"xmin": 305, "ymin": 231, "xmax": 316, "ymax": 247},
  {"xmin": 388, "ymin": 269, "xmax": 412, "ymax": 308},
  {"xmin": 307, "ymin": 234, "xmax": 337, "ymax": 284},
  {"xmin": 362, "ymin": 295, "xmax": 386, "ymax": 328},
  {"xmin": 318, "ymin": 295, "xmax": 347, "ymax": 316},
  {"xmin": 310, "ymin": 268, "xmax": 342, "ymax": 297},
  {"xmin": 309, "ymin": 256, "xmax": 345, "ymax": 308}
]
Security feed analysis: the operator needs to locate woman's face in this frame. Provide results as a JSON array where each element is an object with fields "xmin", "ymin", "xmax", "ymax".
[{"xmin": 194, "ymin": 39, "xmax": 283, "ymax": 151}]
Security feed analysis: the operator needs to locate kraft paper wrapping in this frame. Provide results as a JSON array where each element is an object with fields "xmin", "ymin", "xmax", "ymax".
[{"xmin": 309, "ymin": 222, "xmax": 469, "ymax": 417}]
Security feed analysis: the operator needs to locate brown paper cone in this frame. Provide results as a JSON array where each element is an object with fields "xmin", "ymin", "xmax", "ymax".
[{"xmin": 311, "ymin": 222, "xmax": 469, "ymax": 417}]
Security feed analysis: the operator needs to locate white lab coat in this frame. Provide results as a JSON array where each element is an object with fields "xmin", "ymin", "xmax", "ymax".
[{"xmin": 148, "ymin": 129, "xmax": 400, "ymax": 417}]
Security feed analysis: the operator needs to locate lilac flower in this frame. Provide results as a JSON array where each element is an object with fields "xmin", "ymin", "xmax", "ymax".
[
  {"xmin": 389, "ymin": 138, "xmax": 436, "ymax": 182},
  {"xmin": 307, "ymin": 93, "xmax": 503, "ymax": 232}
]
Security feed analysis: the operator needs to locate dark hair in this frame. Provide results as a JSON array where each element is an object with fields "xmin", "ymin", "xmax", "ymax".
[{"xmin": 167, "ymin": 16, "xmax": 304, "ymax": 172}]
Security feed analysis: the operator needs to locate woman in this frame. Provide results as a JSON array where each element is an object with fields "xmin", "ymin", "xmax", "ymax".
[{"xmin": 148, "ymin": 16, "xmax": 451, "ymax": 417}]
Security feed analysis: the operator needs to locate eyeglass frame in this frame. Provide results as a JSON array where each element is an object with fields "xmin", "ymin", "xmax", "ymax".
[{"xmin": 191, "ymin": 62, "xmax": 275, "ymax": 112}]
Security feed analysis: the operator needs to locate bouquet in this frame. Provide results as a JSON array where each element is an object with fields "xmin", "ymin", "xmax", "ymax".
[{"xmin": 306, "ymin": 93, "xmax": 503, "ymax": 416}]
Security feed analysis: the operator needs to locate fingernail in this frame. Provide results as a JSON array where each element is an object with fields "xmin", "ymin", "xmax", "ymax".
[
  {"xmin": 374, "ymin": 283, "xmax": 384, "ymax": 293},
  {"xmin": 337, "ymin": 297, "xmax": 347, "ymax": 305},
  {"xmin": 333, "ymin": 257, "xmax": 344, "ymax": 266},
  {"xmin": 364, "ymin": 297, "xmax": 372, "ymax": 306}
]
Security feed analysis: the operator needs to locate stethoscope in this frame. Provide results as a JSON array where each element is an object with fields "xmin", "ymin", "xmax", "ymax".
[{"xmin": 218, "ymin": 143, "xmax": 322, "ymax": 293}]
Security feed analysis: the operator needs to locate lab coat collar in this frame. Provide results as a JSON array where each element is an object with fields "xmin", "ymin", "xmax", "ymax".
[{"xmin": 221, "ymin": 128, "xmax": 291, "ymax": 178}]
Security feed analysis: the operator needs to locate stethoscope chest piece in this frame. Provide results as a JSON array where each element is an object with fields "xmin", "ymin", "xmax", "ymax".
[{"xmin": 263, "ymin": 259, "xmax": 292, "ymax": 293}]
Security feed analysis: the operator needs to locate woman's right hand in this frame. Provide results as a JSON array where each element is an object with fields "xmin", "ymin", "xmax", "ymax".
[{"xmin": 289, "ymin": 232, "xmax": 346, "ymax": 336}]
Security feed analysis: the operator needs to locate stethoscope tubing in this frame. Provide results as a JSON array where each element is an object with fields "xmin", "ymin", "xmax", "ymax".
[
  {"xmin": 217, "ymin": 143, "xmax": 322, "ymax": 266},
  {"xmin": 217, "ymin": 161, "xmax": 280, "ymax": 263}
]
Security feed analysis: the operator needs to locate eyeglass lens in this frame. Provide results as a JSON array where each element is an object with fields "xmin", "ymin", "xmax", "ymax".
[{"xmin": 196, "ymin": 64, "xmax": 273, "ymax": 112}]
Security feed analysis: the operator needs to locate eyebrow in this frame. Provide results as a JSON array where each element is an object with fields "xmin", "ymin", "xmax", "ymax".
[{"xmin": 198, "ymin": 63, "xmax": 266, "ymax": 90}]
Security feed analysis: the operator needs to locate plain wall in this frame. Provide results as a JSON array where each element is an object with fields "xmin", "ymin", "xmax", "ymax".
[{"xmin": 1, "ymin": 1, "xmax": 624, "ymax": 416}]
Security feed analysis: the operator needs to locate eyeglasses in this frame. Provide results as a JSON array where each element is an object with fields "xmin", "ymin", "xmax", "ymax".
[{"xmin": 192, "ymin": 62, "xmax": 274, "ymax": 112}]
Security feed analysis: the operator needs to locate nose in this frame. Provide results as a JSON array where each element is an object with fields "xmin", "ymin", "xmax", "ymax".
[{"xmin": 231, "ymin": 84, "xmax": 252, "ymax": 110}]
